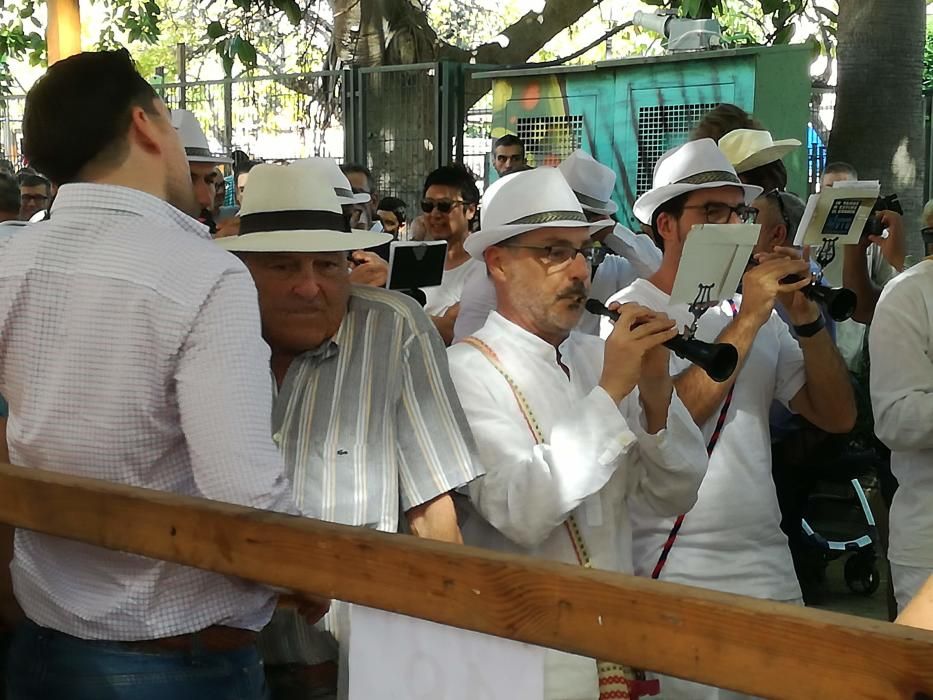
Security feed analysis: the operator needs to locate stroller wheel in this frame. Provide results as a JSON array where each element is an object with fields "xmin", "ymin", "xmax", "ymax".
[{"xmin": 844, "ymin": 554, "xmax": 880, "ymax": 596}]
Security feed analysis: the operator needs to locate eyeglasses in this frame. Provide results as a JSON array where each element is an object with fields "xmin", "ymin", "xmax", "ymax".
[
  {"xmin": 766, "ymin": 189, "xmax": 791, "ymax": 230},
  {"xmin": 421, "ymin": 199, "xmax": 467, "ymax": 214},
  {"xmin": 499, "ymin": 244, "xmax": 602, "ymax": 266},
  {"xmin": 682, "ymin": 202, "xmax": 758, "ymax": 224}
]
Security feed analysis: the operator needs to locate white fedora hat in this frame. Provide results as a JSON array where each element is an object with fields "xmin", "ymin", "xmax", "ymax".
[
  {"xmin": 216, "ymin": 162, "xmax": 391, "ymax": 253},
  {"xmin": 558, "ymin": 150, "xmax": 618, "ymax": 216},
  {"xmin": 293, "ymin": 157, "xmax": 371, "ymax": 206},
  {"xmin": 170, "ymin": 109, "xmax": 232, "ymax": 165},
  {"xmin": 632, "ymin": 138, "xmax": 763, "ymax": 224},
  {"xmin": 718, "ymin": 129, "xmax": 801, "ymax": 174},
  {"xmin": 464, "ymin": 167, "xmax": 609, "ymax": 260}
]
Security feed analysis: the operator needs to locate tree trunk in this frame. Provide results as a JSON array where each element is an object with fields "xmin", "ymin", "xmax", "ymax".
[{"xmin": 828, "ymin": 0, "xmax": 926, "ymax": 260}]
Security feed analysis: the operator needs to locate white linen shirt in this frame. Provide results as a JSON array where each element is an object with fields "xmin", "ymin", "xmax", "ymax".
[
  {"xmin": 604, "ymin": 280, "xmax": 806, "ymax": 602},
  {"xmin": 0, "ymin": 183, "xmax": 295, "ymax": 640},
  {"xmin": 869, "ymin": 259, "xmax": 933, "ymax": 568},
  {"xmin": 448, "ymin": 312, "xmax": 707, "ymax": 700}
]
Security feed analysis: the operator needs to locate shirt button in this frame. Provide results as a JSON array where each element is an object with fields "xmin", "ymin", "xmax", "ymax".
[{"xmin": 272, "ymin": 432, "xmax": 282, "ymax": 445}]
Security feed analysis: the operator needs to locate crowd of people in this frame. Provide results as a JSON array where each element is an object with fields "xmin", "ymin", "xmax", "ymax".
[{"xmin": 0, "ymin": 47, "xmax": 929, "ymax": 700}]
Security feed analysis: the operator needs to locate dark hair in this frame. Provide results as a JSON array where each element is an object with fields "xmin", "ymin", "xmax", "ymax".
[
  {"xmin": 236, "ymin": 159, "xmax": 260, "ymax": 179},
  {"xmin": 741, "ymin": 159, "xmax": 787, "ymax": 192},
  {"xmin": 23, "ymin": 49, "xmax": 161, "ymax": 185},
  {"xmin": 20, "ymin": 173, "xmax": 50, "ymax": 192},
  {"xmin": 650, "ymin": 192, "xmax": 690, "ymax": 251},
  {"xmin": 340, "ymin": 163, "xmax": 373, "ymax": 191},
  {"xmin": 376, "ymin": 196, "xmax": 407, "ymax": 224},
  {"xmin": 692, "ymin": 104, "xmax": 764, "ymax": 142},
  {"xmin": 0, "ymin": 173, "xmax": 20, "ymax": 214},
  {"xmin": 0, "ymin": 160, "xmax": 14, "ymax": 176},
  {"xmin": 423, "ymin": 163, "xmax": 480, "ymax": 203},
  {"xmin": 494, "ymin": 134, "xmax": 525, "ymax": 156},
  {"xmin": 823, "ymin": 161, "xmax": 858, "ymax": 180}
]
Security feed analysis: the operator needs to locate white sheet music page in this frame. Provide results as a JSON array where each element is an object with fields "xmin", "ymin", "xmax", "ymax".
[
  {"xmin": 670, "ymin": 223, "xmax": 761, "ymax": 306},
  {"xmin": 348, "ymin": 605, "xmax": 545, "ymax": 700}
]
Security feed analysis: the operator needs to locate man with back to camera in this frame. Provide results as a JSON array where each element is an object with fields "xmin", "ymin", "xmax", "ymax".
[{"xmin": 0, "ymin": 49, "xmax": 325, "ymax": 700}]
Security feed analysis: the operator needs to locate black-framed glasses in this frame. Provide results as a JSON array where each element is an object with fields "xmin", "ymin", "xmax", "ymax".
[
  {"xmin": 421, "ymin": 198, "xmax": 467, "ymax": 214},
  {"xmin": 766, "ymin": 189, "xmax": 791, "ymax": 230},
  {"xmin": 499, "ymin": 244, "xmax": 602, "ymax": 266},
  {"xmin": 682, "ymin": 202, "xmax": 758, "ymax": 224}
]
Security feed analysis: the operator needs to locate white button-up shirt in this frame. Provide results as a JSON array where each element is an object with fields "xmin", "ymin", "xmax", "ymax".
[
  {"xmin": 0, "ymin": 183, "xmax": 295, "ymax": 640},
  {"xmin": 870, "ymin": 259, "xmax": 933, "ymax": 569},
  {"xmin": 448, "ymin": 312, "xmax": 707, "ymax": 700}
]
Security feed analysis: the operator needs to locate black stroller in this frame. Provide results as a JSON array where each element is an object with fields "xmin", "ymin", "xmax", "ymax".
[{"xmin": 795, "ymin": 447, "xmax": 882, "ymax": 597}]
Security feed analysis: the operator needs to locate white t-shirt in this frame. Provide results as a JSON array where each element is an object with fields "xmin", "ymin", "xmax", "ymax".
[
  {"xmin": 604, "ymin": 279, "xmax": 806, "ymax": 601},
  {"xmin": 423, "ymin": 257, "xmax": 483, "ymax": 316},
  {"xmin": 869, "ymin": 260, "xmax": 933, "ymax": 568}
]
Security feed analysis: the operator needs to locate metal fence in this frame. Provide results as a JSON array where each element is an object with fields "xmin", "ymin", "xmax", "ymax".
[{"xmin": 155, "ymin": 70, "xmax": 346, "ymax": 164}]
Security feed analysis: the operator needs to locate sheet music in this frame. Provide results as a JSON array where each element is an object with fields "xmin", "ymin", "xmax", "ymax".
[
  {"xmin": 670, "ymin": 223, "xmax": 761, "ymax": 306},
  {"xmin": 349, "ymin": 605, "xmax": 545, "ymax": 700},
  {"xmin": 794, "ymin": 181, "xmax": 880, "ymax": 247}
]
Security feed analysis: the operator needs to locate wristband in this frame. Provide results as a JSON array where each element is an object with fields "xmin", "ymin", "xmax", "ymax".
[{"xmin": 794, "ymin": 316, "xmax": 825, "ymax": 338}]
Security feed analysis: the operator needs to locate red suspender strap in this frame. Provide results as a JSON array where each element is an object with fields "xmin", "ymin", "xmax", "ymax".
[{"xmin": 650, "ymin": 299, "xmax": 739, "ymax": 581}]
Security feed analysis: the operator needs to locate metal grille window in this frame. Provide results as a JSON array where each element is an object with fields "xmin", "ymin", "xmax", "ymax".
[
  {"xmin": 516, "ymin": 115, "xmax": 584, "ymax": 166},
  {"xmin": 636, "ymin": 103, "xmax": 718, "ymax": 196}
]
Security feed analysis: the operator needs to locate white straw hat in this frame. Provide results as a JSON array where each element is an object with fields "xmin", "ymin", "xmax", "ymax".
[
  {"xmin": 718, "ymin": 129, "xmax": 801, "ymax": 174},
  {"xmin": 632, "ymin": 138, "xmax": 763, "ymax": 224},
  {"xmin": 294, "ymin": 157, "xmax": 371, "ymax": 206},
  {"xmin": 463, "ymin": 167, "xmax": 609, "ymax": 260},
  {"xmin": 170, "ymin": 109, "xmax": 232, "ymax": 165},
  {"xmin": 216, "ymin": 161, "xmax": 391, "ymax": 253},
  {"xmin": 558, "ymin": 150, "xmax": 618, "ymax": 216}
]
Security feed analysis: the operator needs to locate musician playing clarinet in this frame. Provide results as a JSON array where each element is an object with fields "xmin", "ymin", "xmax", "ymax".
[
  {"xmin": 602, "ymin": 139, "xmax": 856, "ymax": 700},
  {"xmin": 446, "ymin": 167, "xmax": 708, "ymax": 700}
]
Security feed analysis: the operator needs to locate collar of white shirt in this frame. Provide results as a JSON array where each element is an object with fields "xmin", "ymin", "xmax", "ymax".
[{"xmin": 51, "ymin": 183, "xmax": 211, "ymax": 241}]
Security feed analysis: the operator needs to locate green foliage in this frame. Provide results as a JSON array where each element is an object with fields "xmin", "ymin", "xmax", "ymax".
[{"xmin": 925, "ymin": 24, "xmax": 933, "ymax": 91}]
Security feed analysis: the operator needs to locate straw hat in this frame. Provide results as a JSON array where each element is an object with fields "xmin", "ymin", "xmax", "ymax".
[
  {"xmin": 558, "ymin": 150, "xmax": 618, "ymax": 216},
  {"xmin": 632, "ymin": 138, "xmax": 763, "ymax": 224},
  {"xmin": 293, "ymin": 157, "xmax": 371, "ymax": 206},
  {"xmin": 463, "ymin": 167, "xmax": 609, "ymax": 260},
  {"xmin": 216, "ymin": 161, "xmax": 391, "ymax": 253},
  {"xmin": 718, "ymin": 129, "xmax": 801, "ymax": 174},
  {"xmin": 170, "ymin": 109, "xmax": 232, "ymax": 165}
]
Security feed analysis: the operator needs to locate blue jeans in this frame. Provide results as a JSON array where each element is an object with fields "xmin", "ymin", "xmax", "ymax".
[{"xmin": 6, "ymin": 620, "xmax": 270, "ymax": 700}]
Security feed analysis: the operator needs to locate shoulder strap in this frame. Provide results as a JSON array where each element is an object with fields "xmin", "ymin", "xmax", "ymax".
[
  {"xmin": 651, "ymin": 299, "xmax": 739, "ymax": 580},
  {"xmin": 460, "ymin": 336, "xmax": 593, "ymax": 567}
]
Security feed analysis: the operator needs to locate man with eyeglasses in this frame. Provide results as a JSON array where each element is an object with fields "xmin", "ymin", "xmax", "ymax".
[
  {"xmin": 447, "ymin": 167, "xmax": 708, "ymax": 700},
  {"xmin": 603, "ymin": 139, "xmax": 855, "ymax": 700},
  {"xmin": 420, "ymin": 164, "xmax": 485, "ymax": 344}
]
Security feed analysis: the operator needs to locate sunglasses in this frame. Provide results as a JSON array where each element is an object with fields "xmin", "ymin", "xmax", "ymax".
[{"xmin": 421, "ymin": 198, "xmax": 467, "ymax": 214}]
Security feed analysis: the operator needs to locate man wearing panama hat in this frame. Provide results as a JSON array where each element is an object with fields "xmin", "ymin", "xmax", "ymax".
[
  {"xmin": 171, "ymin": 109, "xmax": 232, "ymax": 234},
  {"xmin": 604, "ymin": 139, "xmax": 855, "ymax": 699},
  {"xmin": 218, "ymin": 160, "xmax": 483, "ymax": 700},
  {"xmin": 447, "ymin": 167, "xmax": 707, "ymax": 700},
  {"xmin": 453, "ymin": 149, "xmax": 664, "ymax": 341}
]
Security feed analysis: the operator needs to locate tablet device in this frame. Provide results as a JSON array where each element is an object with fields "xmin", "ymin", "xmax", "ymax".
[{"xmin": 387, "ymin": 240, "xmax": 448, "ymax": 291}]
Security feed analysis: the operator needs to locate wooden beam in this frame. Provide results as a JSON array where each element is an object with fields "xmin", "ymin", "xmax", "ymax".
[
  {"xmin": 0, "ymin": 462, "xmax": 930, "ymax": 699},
  {"xmin": 46, "ymin": 0, "xmax": 81, "ymax": 65}
]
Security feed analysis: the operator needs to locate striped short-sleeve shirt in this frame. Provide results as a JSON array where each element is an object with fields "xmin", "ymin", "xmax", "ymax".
[
  {"xmin": 261, "ymin": 285, "xmax": 483, "ymax": 666},
  {"xmin": 273, "ymin": 285, "xmax": 483, "ymax": 531}
]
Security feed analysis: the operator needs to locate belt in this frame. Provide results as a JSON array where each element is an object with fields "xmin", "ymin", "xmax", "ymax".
[{"xmin": 121, "ymin": 626, "xmax": 258, "ymax": 653}]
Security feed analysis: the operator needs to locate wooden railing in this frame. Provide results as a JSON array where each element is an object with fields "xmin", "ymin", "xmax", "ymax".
[{"xmin": 0, "ymin": 462, "xmax": 930, "ymax": 699}]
